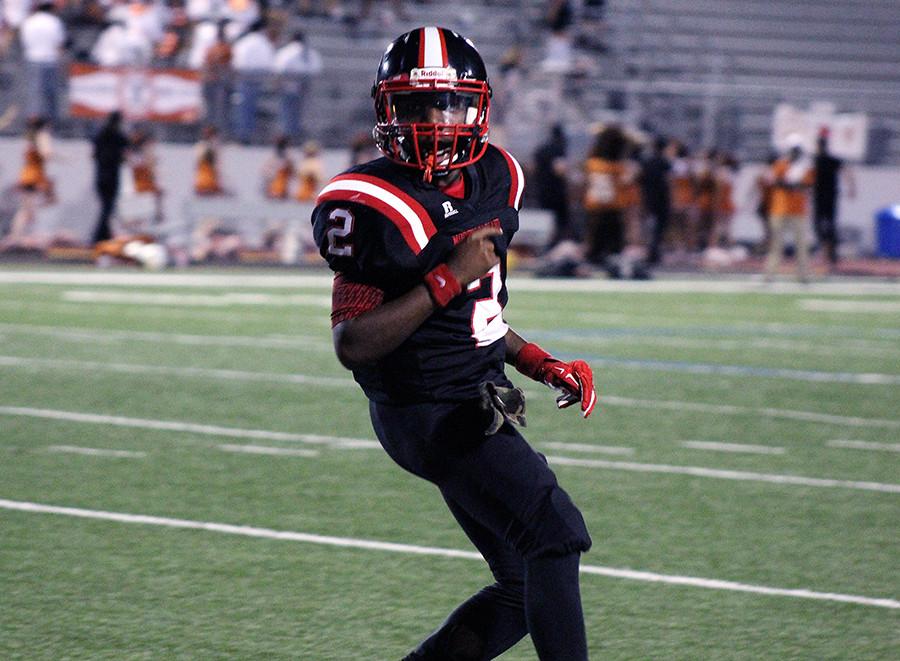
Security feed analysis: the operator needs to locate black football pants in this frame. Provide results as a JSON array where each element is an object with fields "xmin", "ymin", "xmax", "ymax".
[{"xmin": 370, "ymin": 399, "xmax": 591, "ymax": 661}]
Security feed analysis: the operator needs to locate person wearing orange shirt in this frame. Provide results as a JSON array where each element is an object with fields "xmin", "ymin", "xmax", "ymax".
[
  {"xmin": 668, "ymin": 141, "xmax": 695, "ymax": 254},
  {"xmin": 294, "ymin": 140, "xmax": 323, "ymax": 202},
  {"xmin": 765, "ymin": 135, "xmax": 815, "ymax": 282},
  {"xmin": 17, "ymin": 116, "xmax": 54, "ymax": 201},
  {"xmin": 710, "ymin": 152, "xmax": 737, "ymax": 249},
  {"xmin": 263, "ymin": 135, "xmax": 294, "ymax": 199},
  {"xmin": 194, "ymin": 126, "xmax": 224, "ymax": 195},
  {"xmin": 693, "ymin": 148, "xmax": 718, "ymax": 251},
  {"xmin": 583, "ymin": 125, "xmax": 630, "ymax": 265},
  {"xmin": 129, "ymin": 130, "xmax": 164, "ymax": 222}
]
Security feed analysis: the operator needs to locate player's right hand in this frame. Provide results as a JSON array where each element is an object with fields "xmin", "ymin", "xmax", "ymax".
[{"xmin": 447, "ymin": 226, "xmax": 502, "ymax": 284}]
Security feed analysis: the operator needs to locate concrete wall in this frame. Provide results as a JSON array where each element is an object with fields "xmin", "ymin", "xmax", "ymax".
[{"xmin": 1, "ymin": 137, "xmax": 897, "ymax": 253}]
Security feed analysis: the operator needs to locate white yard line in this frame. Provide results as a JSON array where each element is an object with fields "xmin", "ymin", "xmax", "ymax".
[
  {"xmin": 0, "ymin": 355, "xmax": 352, "ymax": 387},
  {"xmin": 547, "ymin": 456, "xmax": 899, "ymax": 494},
  {"xmin": 61, "ymin": 291, "xmax": 331, "ymax": 308},
  {"xmin": 2, "ymin": 270, "xmax": 900, "ymax": 295},
  {"xmin": 827, "ymin": 440, "xmax": 900, "ymax": 453},
  {"xmin": 216, "ymin": 444, "xmax": 319, "ymax": 458},
  {"xmin": 46, "ymin": 445, "xmax": 146, "ymax": 458},
  {"xmin": 0, "ymin": 406, "xmax": 379, "ymax": 449},
  {"xmin": 679, "ymin": 441, "xmax": 786, "ymax": 455},
  {"xmin": 0, "ymin": 498, "xmax": 896, "ymax": 610},
  {"xmin": 0, "ymin": 299, "xmax": 309, "ymax": 324},
  {"xmin": 1, "ymin": 352, "xmax": 898, "ymax": 430},
  {"xmin": 0, "ymin": 322, "xmax": 329, "ymax": 349},
  {"xmin": 600, "ymin": 395, "xmax": 900, "ymax": 431},
  {"xmin": 799, "ymin": 299, "xmax": 900, "ymax": 314},
  {"xmin": 541, "ymin": 442, "xmax": 634, "ymax": 455},
  {"xmin": 1, "ymin": 406, "xmax": 895, "ymax": 494}
]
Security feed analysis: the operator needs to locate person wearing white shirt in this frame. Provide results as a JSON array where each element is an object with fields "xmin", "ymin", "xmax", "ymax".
[
  {"xmin": 19, "ymin": 2, "xmax": 66, "ymax": 123},
  {"xmin": 91, "ymin": 20, "xmax": 153, "ymax": 67},
  {"xmin": 231, "ymin": 20, "xmax": 273, "ymax": 143},
  {"xmin": 274, "ymin": 31, "xmax": 322, "ymax": 141}
]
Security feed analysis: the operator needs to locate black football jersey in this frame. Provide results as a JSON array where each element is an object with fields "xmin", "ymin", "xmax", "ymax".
[{"xmin": 311, "ymin": 144, "xmax": 525, "ymax": 404}]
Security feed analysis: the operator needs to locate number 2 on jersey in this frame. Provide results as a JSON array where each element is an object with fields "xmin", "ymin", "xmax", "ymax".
[
  {"xmin": 469, "ymin": 264, "xmax": 507, "ymax": 347},
  {"xmin": 326, "ymin": 208, "xmax": 354, "ymax": 257}
]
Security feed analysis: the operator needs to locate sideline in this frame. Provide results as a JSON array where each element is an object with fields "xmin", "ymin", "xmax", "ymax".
[{"xmin": 1, "ymin": 270, "xmax": 900, "ymax": 295}]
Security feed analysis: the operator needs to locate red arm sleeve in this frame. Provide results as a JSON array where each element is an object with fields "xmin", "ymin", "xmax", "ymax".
[{"xmin": 331, "ymin": 273, "xmax": 385, "ymax": 327}]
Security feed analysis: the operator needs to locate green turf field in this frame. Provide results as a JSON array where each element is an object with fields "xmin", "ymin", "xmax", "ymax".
[{"xmin": 0, "ymin": 268, "xmax": 898, "ymax": 660}]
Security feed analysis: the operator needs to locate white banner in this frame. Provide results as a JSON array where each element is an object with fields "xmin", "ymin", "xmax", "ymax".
[
  {"xmin": 69, "ymin": 64, "xmax": 202, "ymax": 123},
  {"xmin": 772, "ymin": 102, "xmax": 868, "ymax": 161}
]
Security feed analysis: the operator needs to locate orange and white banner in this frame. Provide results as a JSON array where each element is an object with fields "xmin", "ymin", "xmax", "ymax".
[{"xmin": 68, "ymin": 64, "xmax": 202, "ymax": 122}]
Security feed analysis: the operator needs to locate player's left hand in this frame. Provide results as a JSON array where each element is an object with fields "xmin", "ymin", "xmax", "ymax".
[{"xmin": 542, "ymin": 359, "xmax": 597, "ymax": 418}]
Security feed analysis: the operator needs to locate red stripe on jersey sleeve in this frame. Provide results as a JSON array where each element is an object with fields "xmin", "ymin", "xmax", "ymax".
[
  {"xmin": 331, "ymin": 274, "xmax": 385, "ymax": 327},
  {"xmin": 317, "ymin": 189, "xmax": 422, "ymax": 254}
]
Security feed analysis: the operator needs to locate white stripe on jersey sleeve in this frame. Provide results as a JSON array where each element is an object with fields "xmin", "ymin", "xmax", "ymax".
[{"xmin": 318, "ymin": 178, "xmax": 432, "ymax": 251}]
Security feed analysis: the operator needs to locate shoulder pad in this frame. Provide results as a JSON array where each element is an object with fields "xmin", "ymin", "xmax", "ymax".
[
  {"xmin": 490, "ymin": 145, "xmax": 525, "ymax": 210},
  {"xmin": 316, "ymin": 172, "xmax": 437, "ymax": 255}
]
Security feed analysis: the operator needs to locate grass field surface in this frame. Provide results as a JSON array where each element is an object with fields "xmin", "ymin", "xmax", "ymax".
[{"xmin": 0, "ymin": 267, "xmax": 898, "ymax": 659}]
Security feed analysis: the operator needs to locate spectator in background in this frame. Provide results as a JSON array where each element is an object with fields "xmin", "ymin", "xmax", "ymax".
[
  {"xmin": 262, "ymin": 135, "xmax": 294, "ymax": 199},
  {"xmin": 754, "ymin": 152, "xmax": 777, "ymax": 254},
  {"xmin": 201, "ymin": 21, "xmax": 233, "ymax": 134},
  {"xmin": 1, "ymin": 117, "xmax": 56, "ymax": 250},
  {"xmin": 583, "ymin": 125, "xmax": 629, "ymax": 265},
  {"xmin": 91, "ymin": 19, "xmax": 153, "ymax": 67},
  {"xmin": 108, "ymin": 0, "xmax": 166, "ymax": 52},
  {"xmin": 532, "ymin": 123, "xmax": 571, "ymax": 248},
  {"xmin": 188, "ymin": 19, "xmax": 218, "ymax": 69},
  {"xmin": 620, "ymin": 138, "xmax": 643, "ymax": 253},
  {"xmin": 129, "ymin": 129, "xmax": 164, "ymax": 222},
  {"xmin": 294, "ymin": 139, "xmax": 323, "ymax": 201},
  {"xmin": 668, "ymin": 140, "xmax": 694, "ymax": 255},
  {"xmin": 231, "ymin": 19, "xmax": 275, "ymax": 143},
  {"xmin": 274, "ymin": 31, "xmax": 323, "ymax": 142},
  {"xmin": 711, "ymin": 151, "xmax": 737, "ymax": 249},
  {"xmin": 91, "ymin": 111, "xmax": 130, "ymax": 244},
  {"xmin": 764, "ymin": 134, "xmax": 815, "ymax": 282},
  {"xmin": 18, "ymin": 116, "xmax": 56, "ymax": 203},
  {"xmin": 2, "ymin": 0, "xmax": 29, "ymax": 55},
  {"xmin": 541, "ymin": 0, "xmax": 573, "ymax": 72},
  {"xmin": 813, "ymin": 130, "xmax": 855, "ymax": 271},
  {"xmin": 194, "ymin": 125, "xmax": 225, "ymax": 195},
  {"xmin": 692, "ymin": 148, "xmax": 718, "ymax": 251},
  {"xmin": 20, "ymin": 2, "xmax": 66, "ymax": 125},
  {"xmin": 641, "ymin": 136, "xmax": 671, "ymax": 265},
  {"xmin": 223, "ymin": 0, "xmax": 260, "ymax": 36}
]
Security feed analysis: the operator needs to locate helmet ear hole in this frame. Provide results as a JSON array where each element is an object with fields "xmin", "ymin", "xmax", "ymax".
[{"xmin": 372, "ymin": 27, "xmax": 491, "ymax": 175}]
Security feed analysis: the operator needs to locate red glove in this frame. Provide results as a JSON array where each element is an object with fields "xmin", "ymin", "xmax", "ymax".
[{"xmin": 515, "ymin": 343, "xmax": 597, "ymax": 418}]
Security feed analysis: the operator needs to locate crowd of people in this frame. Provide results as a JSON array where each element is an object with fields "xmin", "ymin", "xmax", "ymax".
[
  {"xmin": 0, "ymin": 109, "xmax": 326, "ymax": 265},
  {"xmin": 532, "ymin": 124, "xmax": 851, "ymax": 281},
  {"xmin": 2, "ymin": 0, "xmax": 325, "ymax": 142}
]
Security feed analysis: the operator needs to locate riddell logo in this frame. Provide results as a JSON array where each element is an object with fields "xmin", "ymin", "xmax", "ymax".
[
  {"xmin": 442, "ymin": 201, "xmax": 459, "ymax": 218},
  {"xmin": 410, "ymin": 67, "xmax": 458, "ymax": 83}
]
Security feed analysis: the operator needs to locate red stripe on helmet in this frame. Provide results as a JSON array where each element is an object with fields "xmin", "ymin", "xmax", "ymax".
[{"xmin": 438, "ymin": 28, "xmax": 448, "ymax": 67}]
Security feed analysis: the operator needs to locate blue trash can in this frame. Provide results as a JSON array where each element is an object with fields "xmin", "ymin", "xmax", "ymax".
[{"xmin": 876, "ymin": 206, "xmax": 900, "ymax": 258}]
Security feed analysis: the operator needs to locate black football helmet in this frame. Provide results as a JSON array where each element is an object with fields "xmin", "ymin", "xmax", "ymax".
[{"xmin": 372, "ymin": 27, "xmax": 491, "ymax": 181}]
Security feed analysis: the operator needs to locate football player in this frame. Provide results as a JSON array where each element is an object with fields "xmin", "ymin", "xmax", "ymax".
[{"xmin": 311, "ymin": 27, "xmax": 596, "ymax": 660}]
